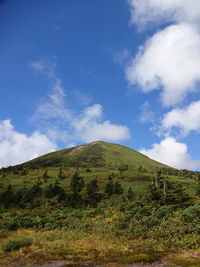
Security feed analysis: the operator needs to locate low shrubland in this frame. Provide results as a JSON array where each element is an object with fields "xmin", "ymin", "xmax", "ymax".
[{"xmin": 0, "ymin": 164, "xmax": 200, "ymax": 265}]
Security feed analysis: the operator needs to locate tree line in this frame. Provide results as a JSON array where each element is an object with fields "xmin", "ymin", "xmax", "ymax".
[{"xmin": 0, "ymin": 172, "xmax": 135, "ymax": 209}]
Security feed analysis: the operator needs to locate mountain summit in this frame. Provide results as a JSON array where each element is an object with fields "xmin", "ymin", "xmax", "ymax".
[{"xmin": 23, "ymin": 141, "xmax": 170, "ymax": 170}]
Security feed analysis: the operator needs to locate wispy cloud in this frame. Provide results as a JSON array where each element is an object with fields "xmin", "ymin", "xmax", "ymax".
[
  {"xmin": 80, "ymin": 65, "xmax": 102, "ymax": 81},
  {"xmin": 112, "ymin": 48, "xmax": 131, "ymax": 65},
  {"xmin": 104, "ymin": 46, "xmax": 131, "ymax": 66},
  {"xmin": 72, "ymin": 89, "xmax": 92, "ymax": 106},
  {"xmin": 30, "ymin": 57, "xmax": 130, "ymax": 145},
  {"xmin": 139, "ymin": 101, "xmax": 155, "ymax": 124},
  {"xmin": 52, "ymin": 11, "xmax": 67, "ymax": 34}
]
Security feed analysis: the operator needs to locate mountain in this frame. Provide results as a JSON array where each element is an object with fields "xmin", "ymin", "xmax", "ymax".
[
  {"xmin": 23, "ymin": 141, "xmax": 170, "ymax": 171},
  {"xmin": 1, "ymin": 141, "xmax": 198, "ymax": 267}
]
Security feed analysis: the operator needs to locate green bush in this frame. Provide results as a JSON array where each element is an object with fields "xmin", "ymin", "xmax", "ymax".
[
  {"xmin": 154, "ymin": 206, "xmax": 172, "ymax": 219},
  {"xmin": 181, "ymin": 204, "xmax": 200, "ymax": 222},
  {"xmin": 3, "ymin": 237, "xmax": 33, "ymax": 252},
  {"xmin": 4, "ymin": 212, "xmax": 38, "ymax": 230},
  {"xmin": 0, "ymin": 229, "xmax": 10, "ymax": 238}
]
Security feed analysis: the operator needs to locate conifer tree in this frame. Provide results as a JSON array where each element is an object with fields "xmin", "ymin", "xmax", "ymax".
[
  {"xmin": 58, "ymin": 167, "xmax": 65, "ymax": 179},
  {"xmin": 105, "ymin": 177, "xmax": 115, "ymax": 195},
  {"xmin": 85, "ymin": 179, "xmax": 101, "ymax": 206},
  {"xmin": 45, "ymin": 184, "xmax": 53, "ymax": 198},
  {"xmin": 57, "ymin": 187, "xmax": 66, "ymax": 203},
  {"xmin": 69, "ymin": 172, "xmax": 85, "ymax": 207},
  {"xmin": 52, "ymin": 180, "xmax": 61, "ymax": 195},
  {"xmin": 70, "ymin": 172, "xmax": 84, "ymax": 195},
  {"xmin": 21, "ymin": 169, "xmax": 28, "ymax": 176},
  {"xmin": 196, "ymin": 174, "xmax": 200, "ymax": 196},
  {"xmin": 127, "ymin": 187, "xmax": 135, "ymax": 200},
  {"xmin": 164, "ymin": 181, "xmax": 191, "ymax": 205},
  {"xmin": 14, "ymin": 189, "xmax": 23, "ymax": 206},
  {"xmin": 149, "ymin": 174, "xmax": 191, "ymax": 205},
  {"xmin": 114, "ymin": 181, "xmax": 124, "ymax": 194},
  {"xmin": 43, "ymin": 170, "xmax": 49, "ymax": 181},
  {"xmin": 1, "ymin": 184, "xmax": 15, "ymax": 208}
]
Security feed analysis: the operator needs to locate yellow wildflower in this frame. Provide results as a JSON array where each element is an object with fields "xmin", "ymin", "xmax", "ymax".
[
  {"xmin": 91, "ymin": 215, "xmax": 102, "ymax": 221},
  {"xmin": 105, "ymin": 214, "xmax": 118, "ymax": 223}
]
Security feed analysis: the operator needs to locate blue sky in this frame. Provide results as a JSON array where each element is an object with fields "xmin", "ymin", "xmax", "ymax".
[{"xmin": 1, "ymin": 0, "xmax": 200, "ymax": 170}]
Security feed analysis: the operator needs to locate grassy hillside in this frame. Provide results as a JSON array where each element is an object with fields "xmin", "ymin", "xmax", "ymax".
[
  {"xmin": 0, "ymin": 141, "xmax": 200, "ymax": 266},
  {"xmin": 23, "ymin": 141, "xmax": 169, "ymax": 171}
]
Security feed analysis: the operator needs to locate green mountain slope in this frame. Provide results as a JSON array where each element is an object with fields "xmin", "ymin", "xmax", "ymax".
[
  {"xmin": 1, "ymin": 141, "xmax": 199, "ymax": 266},
  {"xmin": 23, "ymin": 141, "xmax": 170, "ymax": 171}
]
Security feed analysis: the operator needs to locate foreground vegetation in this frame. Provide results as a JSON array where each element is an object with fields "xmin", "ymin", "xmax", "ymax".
[{"xmin": 0, "ymin": 142, "xmax": 200, "ymax": 266}]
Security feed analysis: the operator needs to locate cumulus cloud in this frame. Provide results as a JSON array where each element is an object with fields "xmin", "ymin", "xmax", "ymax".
[
  {"xmin": 30, "ymin": 58, "xmax": 130, "ymax": 144},
  {"xmin": 72, "ymin": 104, "xmax": 103, "ymax": 133},
  {"xmin": 126, "ymin": 23, "xmax": 200, "ymax": 106},
  {"xmin": 0, "ymin": 120, "xmax": 56, "ymax": 167},
  {"xmin": 72, "ymin": 104, "xmax": 130, "ymax": 142},
  {"xmin": 128, "ymin": 0, "xmax": 200, "ymax": 28},
  {"xmin": 162, "ymin": 101, "xmax": 200, "ymax": 136},
  {"xmin": 82, "ymin": 122, "xmax": 130, "ymax": 142},
  {"xmin": 126, "ymin": 1, "xmax": 200, "ymax": 170},
  {"xmin": 140, "ymin": 137, "xmax": 200, "ymax": 170}
]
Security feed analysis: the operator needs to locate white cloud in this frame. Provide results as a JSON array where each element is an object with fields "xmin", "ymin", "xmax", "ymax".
[
  {"xmin": 140, "ymin": 137, "xmax": 200, "ymax": 170},
  {"xmin": 33, "ymin": 80, "xmax": 72, "ymax": 121},
  {"xmin": 83, "ymin": 122, "xmax": 130, "ymax": 143},
  {"xmin": 0, "ymin": 120, "xmax": 56, "ymax": 167},
  {"xmin": 45, "ymin": 128, "xmax": 71, "ymax": 143},
  {"xmin": 30, "ymin": 58, "xmax": 130, "ymax": 144},
  {"xmin": 30, "ymin": 58, "xmax": 72, "ymax": 122},
  {"xmin": 72, "ymin": 104, "xmax": 130, "ymax": 142},
  {"xmin": 126, "ymin": 23, "xmax": 200, "ymax": 106},
  {"xmin": 112, "ymin": 48, "xmax": 131, "ymax": 65},
  {"xmin": 139, "ymin": 101, "xmax": 155, "ymax": 123},
  {"xmin": 73, "ymin": 104, "xmax": 103, "ymax": 133},
  {"xmin": 73, "ymin": 90, "xmax": 92, "ymax": 106},
  {"xmin": 126, "ymin": 1, "xmax": 200, "ymax": 171},
  {"xmin": 128, "ymin": 0, "xmax": 200, "ymax": 28},
  {"xmin": 162, "ymin": 101, "xmax": 200, "ymax": 136},
  {"xmin": 30, "ymin": 57, "xmax": 56, "ymax": 78}
]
